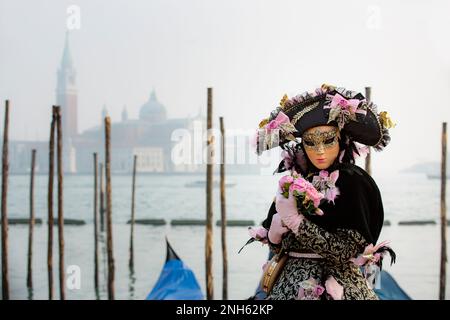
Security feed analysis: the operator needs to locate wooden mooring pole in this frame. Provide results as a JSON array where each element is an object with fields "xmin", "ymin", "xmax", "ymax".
[
  {"xmin": 27, "ymin": 149, "xmax": 36, "ymax": 295},
  {"xmin": 129, "ymin": 155, "xmax": 137, "ymax": 270},
  {"xmin": 100, "ymin": 163, "xmax": 105, "ymax": 232},
  {"xmin": 105, "ymin": 117, "xmax": 115, "ymax": 300},
  {"xmin": 440, "ymin": 122, "xmax": 447, "ymax": 300},
  {"xmin": 1, "ymin": 100, "xmax": 10, "ymax": 300},
  {"xmin": 55, "ymin": 107, "xmax": 65, "ymax": 300},
  {"xmin": 93, "ymin": 153, "xmax": 99, "ymax": 293},
  {"xmin": 219, "ymin": 116, "xmax": 228, "ymax": 300},
  {"xmin": 47, "ymin": 106, "xmax": 57, "ymax": 300},
  {"xmin": 205, "ymin": 87, "xmax": 214, "ymax": 300}
]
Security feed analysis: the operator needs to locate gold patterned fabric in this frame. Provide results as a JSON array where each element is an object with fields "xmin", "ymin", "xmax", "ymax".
[
  {"xmin": 267, "ymin": 220, "xmax": 378, "ymax": 300},
  {"xmin": 260, "ymin": 163, "xmax": 386, "ymax": 300}
]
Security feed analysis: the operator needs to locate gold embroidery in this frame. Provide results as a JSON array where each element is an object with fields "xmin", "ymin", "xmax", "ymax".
[
  {"xmin": 291, "ymin": 102, "xmax": 320, "ymax": 125},
  {"xmin": 268, "ymin": 221, "xmax": 379, "ymax": 300}
]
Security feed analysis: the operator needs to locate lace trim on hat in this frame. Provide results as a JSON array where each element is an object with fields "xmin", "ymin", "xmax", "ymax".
[
  {"xmin": 254, "ymin": 84, "xmax": 394, "ymax": 155},
  {"xmin": 367, "ymin": 104, "xmax": 391, "ymax": 151}
]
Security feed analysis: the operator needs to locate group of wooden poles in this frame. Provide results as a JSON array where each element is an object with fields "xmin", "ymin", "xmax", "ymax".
[
  {"xmin": 0, "ymin": 103, "xmax": 123, "ymax": 300},
  {"xmin": 0, "ymin": 86, "xmax": 448, "ymax": 300}
]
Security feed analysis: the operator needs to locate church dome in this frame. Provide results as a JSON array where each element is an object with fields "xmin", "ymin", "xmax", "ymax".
[{"xmin": 139, "ymin": 90, "xmax": 167, "ymax": 122}]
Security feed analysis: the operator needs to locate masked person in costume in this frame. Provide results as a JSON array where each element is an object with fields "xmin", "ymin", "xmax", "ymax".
[{"xmin": 249, "ymin": 84, "xmax": 396, "ymax": 300}]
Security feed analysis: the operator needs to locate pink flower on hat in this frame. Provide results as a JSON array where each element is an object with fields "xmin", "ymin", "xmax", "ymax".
[
  {"xmin": 325, "ymin": 93, "xmax": 367, "ymax": 129},
  {"xmin": 266, "ymin": 111, "xmax": 290, "ymax": 132},
  {"xmin": 338, "ymin": 97, "xmax": 349, "ymax": 109}
]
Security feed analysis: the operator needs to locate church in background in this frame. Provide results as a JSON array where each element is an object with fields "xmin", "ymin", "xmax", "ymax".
[{"xmin": 9, "ymin": 33, "xmax": 205, "ymax": 174}]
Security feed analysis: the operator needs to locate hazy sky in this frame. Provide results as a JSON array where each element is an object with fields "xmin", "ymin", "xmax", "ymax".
[{"xmin": 1, "ymin": 0, "xmax": 450, "ymax": 174}]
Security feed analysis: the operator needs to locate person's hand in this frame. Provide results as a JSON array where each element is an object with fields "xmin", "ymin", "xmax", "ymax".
[
  {"xmin": 275, "ymin": 187, "xmax": 304, "ymax": 234},
  {"xmin": 268, "ymin": 213, "xmax": 289, "ymax": 244}
]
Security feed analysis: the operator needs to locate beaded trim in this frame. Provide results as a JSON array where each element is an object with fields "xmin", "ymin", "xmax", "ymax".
[
  {"xmin": 367, "ymin": 105, "xmax": 383, "ymax": 147},
  {"xmin": 288, "ymin": 252, "xmax": 323, "ymax": 259}
]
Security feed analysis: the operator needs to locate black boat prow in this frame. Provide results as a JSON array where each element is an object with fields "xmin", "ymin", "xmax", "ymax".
[
  {"xmin": 146, "ymin": 237, "xmax": 204, "ymax": 300},
  {"xmin": 165, "ymin": 237, "xmax": 181, "ymax": 261}
]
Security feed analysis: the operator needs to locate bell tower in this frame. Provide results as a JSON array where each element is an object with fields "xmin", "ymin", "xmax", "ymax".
[
  {"xmin": 55, "ymin": 31, "xmax": 78, "ymax": 172},
  {"xmin": 56, "ymin": 31, "xmax": 78, "ymax": 144}
]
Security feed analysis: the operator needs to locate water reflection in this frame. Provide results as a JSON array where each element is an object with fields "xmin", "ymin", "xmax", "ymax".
[{"xmin": 128, "ymin": 266, "xmax": 136, "ymax": 300}]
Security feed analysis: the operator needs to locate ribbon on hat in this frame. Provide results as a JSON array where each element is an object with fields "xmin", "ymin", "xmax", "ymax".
[
  {"xmin": 266, "ymin": 111, "xmax": 290, "ymax": 132},
  {"xmin": 258, "ymin": 111, "xmax": 297, "ymax": 152},
  {"xmin": 324, "ymin": 93, "xmax": 367, "ymax": 129}
]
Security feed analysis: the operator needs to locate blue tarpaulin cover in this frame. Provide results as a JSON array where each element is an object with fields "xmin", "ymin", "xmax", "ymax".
[
  {"xmin": 374, "ymin": 270, "xmax": 411, "ymax": 300},
  {"xmin": 146, "ymin": 239, "xmax": 204, "ymax": 300}
]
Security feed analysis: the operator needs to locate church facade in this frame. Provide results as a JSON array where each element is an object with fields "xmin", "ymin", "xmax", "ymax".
[{"xmin": 9, "ymin": 33, "xmax": 204, "ymax": 174}]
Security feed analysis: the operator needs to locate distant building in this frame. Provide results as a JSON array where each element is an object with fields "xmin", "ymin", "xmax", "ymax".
[
  {"xmin": 9, "ymin": 32, "xmax": 206, "ymax": 174},
  {"xmin": 73, "ymin": 90, "xmax": 207, "ymax": 174},
  {"xmin": 56, "ymin": 32, "xmax": 78, "ymax": 173}
]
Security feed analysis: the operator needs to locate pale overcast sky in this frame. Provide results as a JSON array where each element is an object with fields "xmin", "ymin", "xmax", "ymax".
[{"xmin": 1, "ymin": 0, "xmax": 450, "ymax": 174}]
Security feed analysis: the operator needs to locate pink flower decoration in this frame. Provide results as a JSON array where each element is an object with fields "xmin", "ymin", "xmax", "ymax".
[
  {"xmin": 266, "ymin": 120, "xmax": 278, "ymax": 130},
  {"xmin": 328, "ymin": 93, "xmax": 361, "ymax": 114},
  {"xmin": 338, "ymin": 98, "xmax": 348, "ymax": 108},
  {"xmin": 329, "ymin": 170, "xmax": 339, "ymax": 182},
  {"xmin": 311, "ymin": 195, "xmax": 323, "ymax": 208},
  {"xmin": 278, "ymin": 173, "xmax": 325, "ymax": 217},
  {"xmin": 306, "ymin": 186, "xmax": 324, "ymax": 206},
  {"xmin": 266, "ymin": 111, "xmax": 290, "ymax": 132},
  {"xmin": 305, "ymin": 184, "xmax": 316, "ymax": 194},
  {"xmin": 289, "ymin": 183, "xmax": 302, "ymax": 194},
  {"xmin": 314, "ymin": 285, "xmax": 325, "ymax": 296},
  {"xmin": 279, "ymin": 175, "xmax": 294, "ymax": 190},
  {"xmin": 312, "ymin": 170, "xmax": 340, "ymax": 204},
  {"xmin": 319, "ymin": 170, "xmax": 329, "ymax": 179},
  {"xmin": 292, "ymin": 178, "xmax": 308, "ymax": 192},
  {"xmin": 324, "ymin": 188, "xmax": 340, "ymax": 204},
  {"xmin": 297, "ymin": 278, "xmax": 325, "ymax": 300},
  {"xmin": 324, "ymin": 93, "xmax": 367, "ymax": 129}
]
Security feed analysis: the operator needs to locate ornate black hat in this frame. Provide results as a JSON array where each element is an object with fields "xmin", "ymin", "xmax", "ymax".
[{"xmin": 255, "ymin": 84, "xmax": 395, "ymax": 155}]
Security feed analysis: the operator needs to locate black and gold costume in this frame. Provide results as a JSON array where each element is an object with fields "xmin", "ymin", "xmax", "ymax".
[{"xmin": 264, "ymin": 163, "xmax": 383, "ymax": 300}]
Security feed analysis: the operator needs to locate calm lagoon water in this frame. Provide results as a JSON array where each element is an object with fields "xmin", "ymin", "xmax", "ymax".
[{"xmin": 2, "ymin": 171, "xmax": 450, "ymax": 299}]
